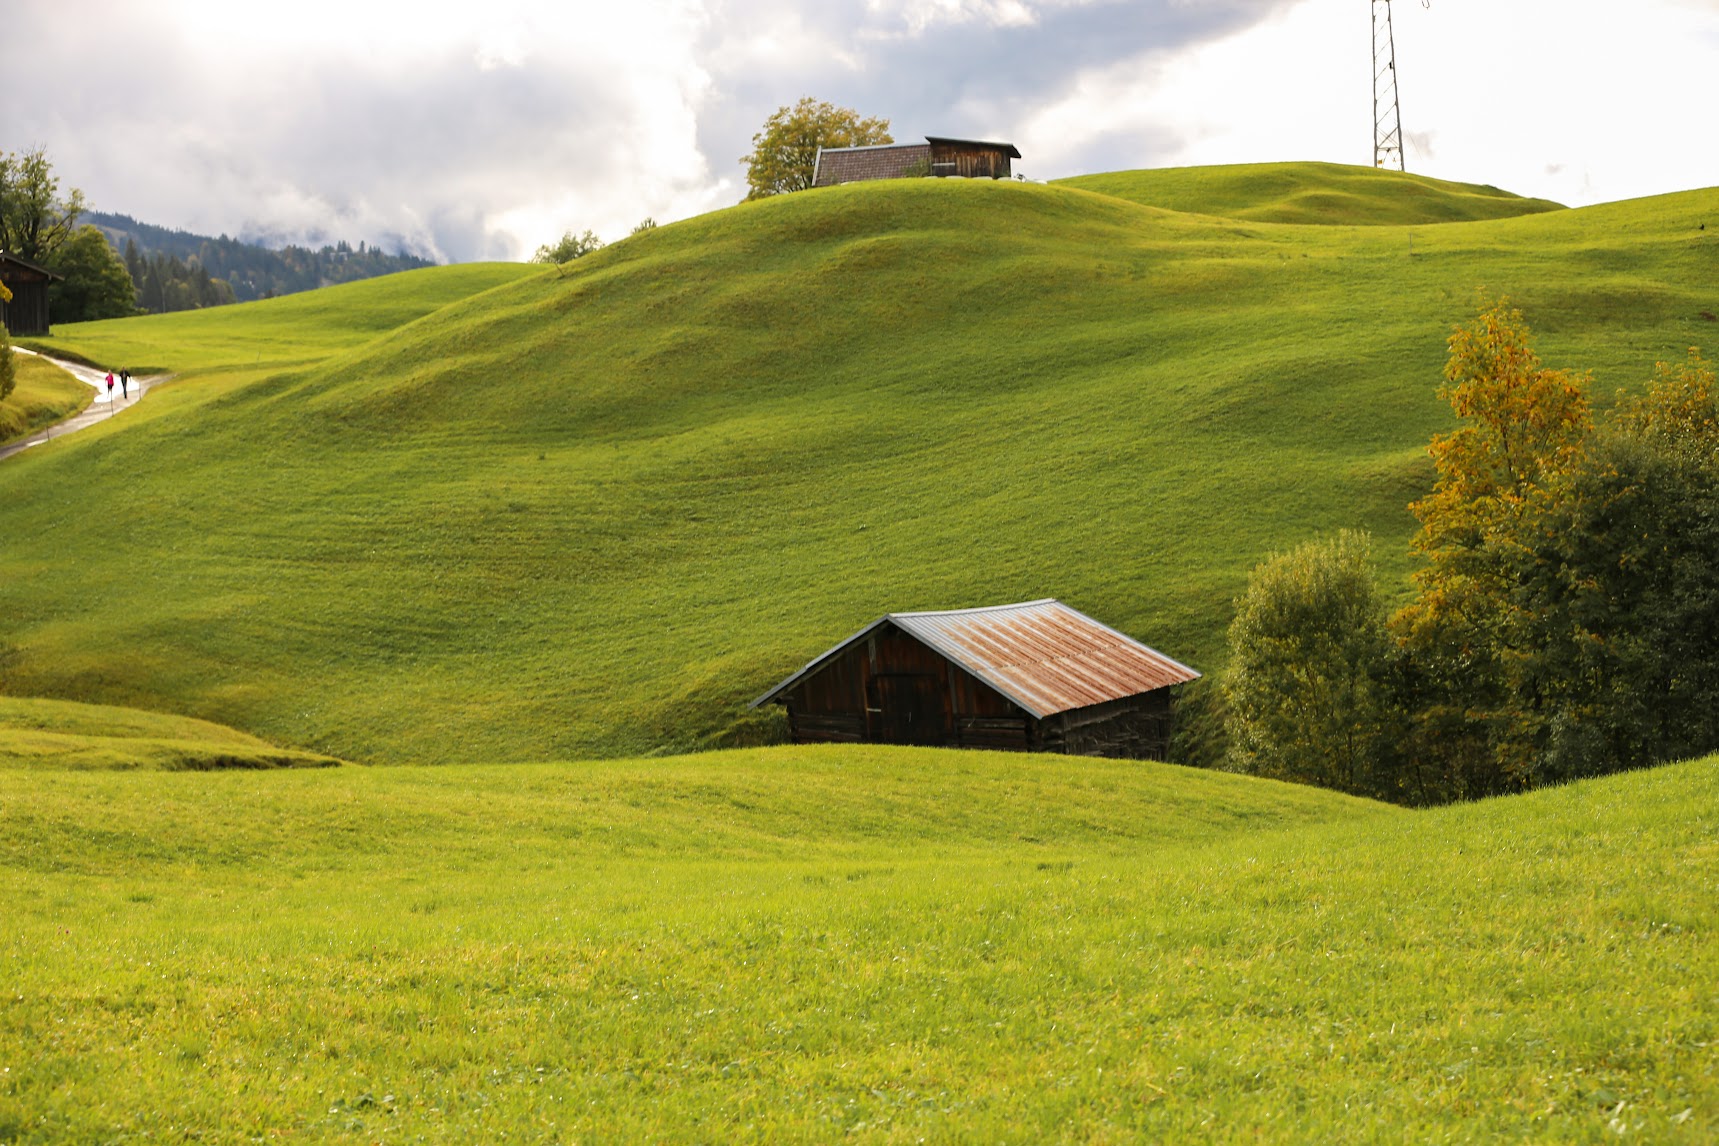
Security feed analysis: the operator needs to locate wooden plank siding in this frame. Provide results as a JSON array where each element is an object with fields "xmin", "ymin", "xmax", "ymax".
[
  {"xmin": 0, "ymin": 255, "xmax": 56, "ymax": 337},
  {"xmin": 927, "ymin": 140, "xmax": 1014, "ymax": 180},
  {"xmin": 778, "ymin": 621, "xmax": 1033, "ymax": 751}
]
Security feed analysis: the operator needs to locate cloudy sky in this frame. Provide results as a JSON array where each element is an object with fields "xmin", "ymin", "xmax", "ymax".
[{"xmin": 5, "ymin": 0, "xmax": 1716, "ymax": 263}]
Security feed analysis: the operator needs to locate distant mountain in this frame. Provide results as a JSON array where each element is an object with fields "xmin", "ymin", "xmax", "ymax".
[{"xmin": 85, "ymin": 210, "xmax": 438, "ymax": 312}]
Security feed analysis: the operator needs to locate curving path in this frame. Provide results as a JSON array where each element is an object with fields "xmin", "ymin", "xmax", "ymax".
[{"xmin": 0, "ymin": 349, "xmax": 172, "ymax": 462}]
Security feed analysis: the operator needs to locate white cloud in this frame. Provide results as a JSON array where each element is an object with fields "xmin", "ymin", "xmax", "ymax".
[
  {"xmin": 1018, "ymin": 0, "xmax": 1719, "ymax": 205},
  {"xmin": 2, "ymin": 0, "xmax": 1712, "ymax": 263}
]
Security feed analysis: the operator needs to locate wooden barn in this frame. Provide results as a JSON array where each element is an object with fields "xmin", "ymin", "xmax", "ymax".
[
  {"xmin": 752, "ymin": 599, "xmax": 1200, "ymax": 759},
  {"xmin": 0, "ymin": 253, "xmax": 59, "ymax": 337},
  {"xmin": 925, "ymin": 137, "xmax": 1019, "ymax": 180},
  {"xmin": 812, "ymin": 137, "xmax": 1021, "ymax": 188}
]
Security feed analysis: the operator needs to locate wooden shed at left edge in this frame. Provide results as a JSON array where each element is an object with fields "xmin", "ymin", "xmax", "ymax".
[
  {"xmin": 0, "ymin": 253, "xmax": 61, "ymax": 337},
  {"xmin": 751, "ymin": 599, "xmax": 1200, "ymax": 759}
]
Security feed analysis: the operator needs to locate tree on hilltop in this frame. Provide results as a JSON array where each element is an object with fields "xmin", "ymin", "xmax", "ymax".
[
  {"xmin": 741, "ymin": 98, "xmax": 892, "ymax": 200},
  {"xmin": 531, "ymin": 229, "xmax": 604, "ymax": 265}
]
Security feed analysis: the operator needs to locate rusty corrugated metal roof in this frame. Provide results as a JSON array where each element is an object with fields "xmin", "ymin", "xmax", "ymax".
[{"xmin": 751, "ymin": 599, "xmax": 1199, "ymax": 717}]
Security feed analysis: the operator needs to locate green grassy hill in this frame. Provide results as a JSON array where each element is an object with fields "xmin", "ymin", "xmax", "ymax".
[
  {"xmin": 2, "ymin": 169, "xmax": 1715, "ymax": 763},
  {"xmin": 0, "ymin": 696, "xmax": 341, "ymax": 769},
  {"xmin": 18, "ymin": 260, "xmax": 540, "ymax": 375},
  {"xmin": 1, "ymin": 746, "xmax": 1711, "ymax": 1139},
  {"xmin": 0, "ymin": 354, "xmax": 91, "ymax": 443},
  {"xmin": 1057, "ymin": 161, "xmax": 1567, "ymax": 225}
]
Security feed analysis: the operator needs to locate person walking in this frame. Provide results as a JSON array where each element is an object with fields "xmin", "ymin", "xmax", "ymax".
[
  {"xmin": 105, "ymin": 371, "xmax": 115, "ymax": 405},
  {"xmin": 120, "ymin": 369, "xmax": 130, "ymax": 399}
]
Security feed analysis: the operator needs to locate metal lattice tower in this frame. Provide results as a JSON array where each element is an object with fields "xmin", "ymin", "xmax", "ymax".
[{"xmin": 1372, "ymin": 1, "xmax": 1405, "ymax": 170}]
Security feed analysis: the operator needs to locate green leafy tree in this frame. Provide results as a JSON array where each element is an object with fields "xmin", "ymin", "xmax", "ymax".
[
  {"xmin": 1224, "ymin": 531, "xmax": 1396, "ymax": 797},
  {"xmin": 0, "ymin": 285, "xmax": 13, "ymax": 403},
  {"xmin": 1392, "ymin": 301, "xmax": 1719, "ymax": 796},
  {"xmin": 1522, "ymin": 349, "xmax": 1719, "ymax": 778},
  {"xmin": 741, "ymin": 98, "xmax": 892, "ymax": 200},
  {"xmin": 531, "ymin": 229, "xmax": 604, "ymax": 265},
  {"xmin": 46, "ymin": 225, "xmax": 138, "ymax": 322},
  {"xmin": 1390, "ymin": 298, "xmax": 1594, "ymax": 795},
  {"xmin": 0, "ymin": 146, "xmax": 86, "ymax": 262}
]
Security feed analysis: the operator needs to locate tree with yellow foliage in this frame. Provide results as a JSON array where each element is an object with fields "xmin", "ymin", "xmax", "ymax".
[
  {"xmin": 0, "ymin": 277, "xmax": 14, "ymax": 403},
  {"xmin": 1390, "ymin": 298, "xmax": 1594, "ymax": 794},
  {"xmin": 741, "ymin": 98, "xmax": 892, "ymax": 200}
]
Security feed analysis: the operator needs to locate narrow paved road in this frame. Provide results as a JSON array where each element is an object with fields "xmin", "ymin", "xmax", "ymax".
[{"xmin": 0, "ymin": 350, "xmax": 171, "ymax": 462}]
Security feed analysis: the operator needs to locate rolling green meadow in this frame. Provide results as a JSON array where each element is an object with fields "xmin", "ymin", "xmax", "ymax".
[
  {"xmin": 3, "ymin": 749, "xmax": 1714, "ymax": 1141},
  {"xmin": 5, "ymin": 164, "xmax": 1715, "ymax": 764},
  {"xmin": 0, "ymin": 697, "xmax": 340, "ymax": 771},
  {"xmin": 2, "ymin": 162, "xmax": 1717, "ymax": 1140},
  {"xmin": 1057, "ymin": 161, "xmax": 1567, "ymax": 226}
]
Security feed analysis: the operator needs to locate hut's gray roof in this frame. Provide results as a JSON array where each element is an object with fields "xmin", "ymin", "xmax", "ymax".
[
  {"xmin": 812, "ymin": 142, "xmax": 931, "ymax": 188},
  {"xmin": 752, "ymin": 599, "xmax": 1199, "ymax": 717}
]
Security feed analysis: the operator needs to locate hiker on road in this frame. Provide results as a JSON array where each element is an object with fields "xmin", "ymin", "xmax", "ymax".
[
  {"xmin": 120, "ymin": 369, "xmax": 130, "ymax": 399},
  {"xmin": 105, "ymin": 372, "xmax": 114, "ymax": 402}
]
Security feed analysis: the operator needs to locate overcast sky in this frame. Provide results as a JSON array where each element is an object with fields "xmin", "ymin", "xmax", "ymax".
[{"xmin": 6, "ymin": 0, "xmax": 1716, "ymax": 263}]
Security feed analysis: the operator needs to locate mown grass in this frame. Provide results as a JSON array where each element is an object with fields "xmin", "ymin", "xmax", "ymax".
[
  {"xmin": 0, "ymin": 355, "xmax": 91, "ymax": 444},
  {"xmin": 1058, "ymin": 161, "xmax": 1567, "ymax": 226},
  {"xmin": 0, "ymin": 747, "xmax": 1711, "ymax": 1141},
  {"xmin": 0, "ymin": 697, "xmax": 341, "ymax": 770},
  {"xmin": 15, "ymin": 262, "xmax": 541, "ymax": 376},
  {"xmin": 1, "ymin": 167, "xmax": 1714, "ymax": 763}
]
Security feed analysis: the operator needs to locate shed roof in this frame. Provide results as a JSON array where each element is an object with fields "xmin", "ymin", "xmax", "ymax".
[
  {"xmin": 752, "ymin": 599, "xmax": 1199, "ymax": 718},
  {"xmin": 0, "ymin": 252, "xmax": 62, "ymax": 282},
  {"xmin": 812, "ymin": 142, "xmax": 932, "ymax": 188}
]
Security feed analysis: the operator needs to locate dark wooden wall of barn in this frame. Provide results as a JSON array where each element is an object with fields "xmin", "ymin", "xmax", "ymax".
[
  {"xmin": 779, "ymin": 622, "xmax": 1032, "ymax": 750},
  {"xmin": 777, "ymin": 624, "xmax": 1180, "ymax": 758},
  {"xmin": 1035, "ymin": 691, "xmax": 1177, "ymax": 761},
  {"xmin": 0, "ymin": 278, "xmax": 52, "ymax": 336},
  {"xmin": 928, "ymin": 142, "xmax": 1013, "ymax": 180}
]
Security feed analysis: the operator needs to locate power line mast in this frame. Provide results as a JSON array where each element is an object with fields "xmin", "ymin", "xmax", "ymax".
[{"xmin": 1372, "ymin": 0, "xmax": 1406, "ymax": 170}]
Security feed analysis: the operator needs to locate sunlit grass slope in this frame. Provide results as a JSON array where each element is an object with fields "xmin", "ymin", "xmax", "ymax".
[
  {"xmin": 1, "ymin": 748, "xmax": 1712, "ymax": 1140},
  {"xmin": 1057, "ymin": 161, "xmax": 1567, "ymax": 225},
  {"xmin": 0, "ymin": 354, "xmax": 91, "ymax": 443},
  {"xmin": 0, "ymin": 696, "xmax": 341, "ymax": 770},
  {"xmin": 20, "ymin": 261, "xmax": 539, "ymax": 375},
  {"xmin": 2, "ymin": 174, "xmax": 1716, "ymax": 763}
]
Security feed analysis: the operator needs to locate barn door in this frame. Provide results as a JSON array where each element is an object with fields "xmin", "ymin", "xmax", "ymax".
[{"xmin": 867, "ymin": 674, "xmax": 945, "ymax": 745}]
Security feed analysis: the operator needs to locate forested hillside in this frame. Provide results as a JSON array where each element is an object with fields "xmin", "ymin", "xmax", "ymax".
[{"xmin": 86, "ymin": 210, "xmax": 436, "ymax": 312}]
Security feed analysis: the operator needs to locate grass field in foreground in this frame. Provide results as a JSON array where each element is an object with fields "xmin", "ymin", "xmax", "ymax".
[
  {"xmin": 0, "ymin": 747, "xmax": 1712, "ymax": 1141},
  {"xmin": 0, "ymin": 355, "xmax": 91, "ymax": 444},
  {"xmin": 2, "ymin": 167, "xmax": 1715, "ymax": 764},
  {"xmin": 0, "ymin": 696, "xmax": 342, "ymax": 770}
]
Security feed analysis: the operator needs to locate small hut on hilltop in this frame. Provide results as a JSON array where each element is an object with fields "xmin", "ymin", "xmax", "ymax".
[
  {"xmin": 812, "ymin": 137, "xmax": 1021, "ymax": 188},
  {"xmin": 752, "ymin": 599, "xmax": 1199, "ymax": 759},
  {"xmin": 0, "ymin": 253, "xmax": 59, "ymax": 337}
]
